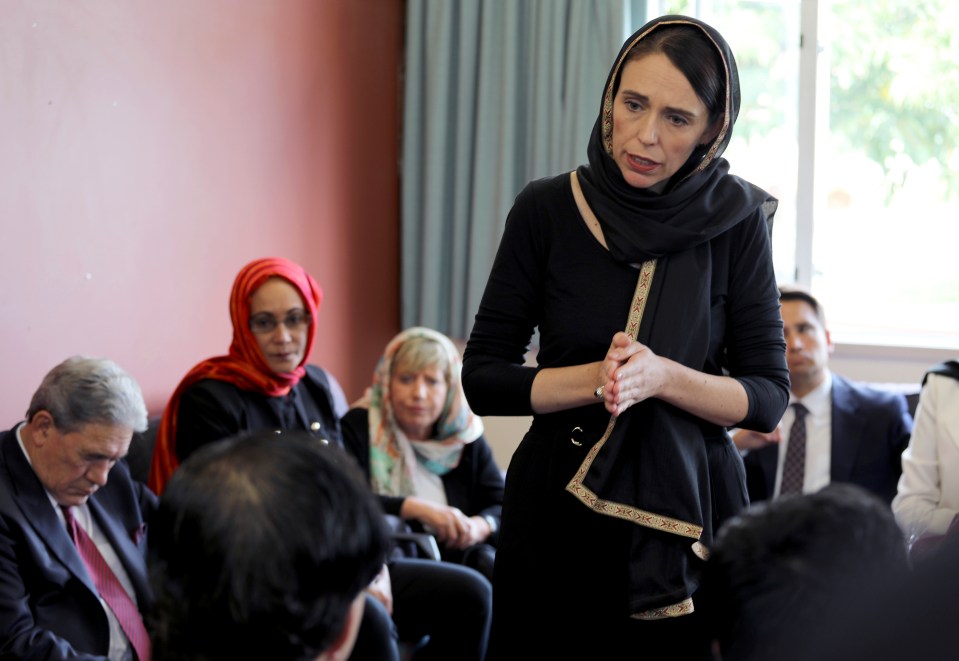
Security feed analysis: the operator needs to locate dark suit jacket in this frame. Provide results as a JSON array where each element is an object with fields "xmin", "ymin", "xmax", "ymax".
[
  {"xmin": 744, "ymin": 374, "xmax": 913, "ymax": 504},
  {"xmin": 0, "ymin": 425, "xmax": 157, "ymax": 660}
]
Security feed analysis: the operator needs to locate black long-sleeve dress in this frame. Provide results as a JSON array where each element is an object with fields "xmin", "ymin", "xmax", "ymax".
[{"xmin": 463, "ymin": 173, "xmax": 789, "ymax": 656}]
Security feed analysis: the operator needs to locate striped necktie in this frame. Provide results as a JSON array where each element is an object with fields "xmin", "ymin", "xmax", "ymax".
[
  {"xmin": 779, "ymin": 403, "xmax": 809, "ymax": 496},
  {"xmin": 62, "ymin": 506, "xmax": 151, "ymax": 661}
]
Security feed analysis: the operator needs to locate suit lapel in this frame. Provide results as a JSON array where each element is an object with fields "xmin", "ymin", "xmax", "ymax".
[
  {"xmin": 830, "ymin": 376, "xmax": 864, "ymax": 482},
  {"xmin": 0, "ymin": 429, "xmax": 97, "ymax": 595}
]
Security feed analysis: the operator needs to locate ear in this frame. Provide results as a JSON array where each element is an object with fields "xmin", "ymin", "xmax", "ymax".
[
  {"xmin": 31, "ymin": 411, "xmax": 55, "ymax": 445},
  {"xmin": 825, "ymin": 328, "xmax": 835, "ymax": 355},
  {"xmin": 322, "ymin": 593, "xmax": 366, "ymax": 661}
]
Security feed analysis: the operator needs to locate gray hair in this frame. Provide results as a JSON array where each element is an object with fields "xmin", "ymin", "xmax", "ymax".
[{"xmin": 26, "ymin": 356, "xmax": 148, "ymax": 433}]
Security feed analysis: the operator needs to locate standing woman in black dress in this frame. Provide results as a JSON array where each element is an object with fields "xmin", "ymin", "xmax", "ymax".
[{"xmin": 462, "ymin": 15, "xmax": 789, "ymax": 659}]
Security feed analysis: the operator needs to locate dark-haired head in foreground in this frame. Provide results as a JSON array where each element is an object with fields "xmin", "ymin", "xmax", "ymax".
[
  {"xmin": 148, "ymin": 431, "xmax": 389, "ymax": 661},
  {"xmin": 701, "ymin": 483, "xmax": 907, "ymax": 661}
]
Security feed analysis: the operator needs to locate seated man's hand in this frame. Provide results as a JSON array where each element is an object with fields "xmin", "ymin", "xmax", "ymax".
[
  {"xmin": 731, "ymin": 425, "xmax": 782, "ymax": 451},
  {"xmin": 366, "ymin": 564, "xmax": 393, "ymax": 615}
]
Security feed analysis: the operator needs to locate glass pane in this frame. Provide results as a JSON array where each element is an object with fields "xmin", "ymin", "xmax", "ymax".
[
  {"xmin": 813, "ymin": 0, "xmax": 959, "ymax": 348},
  {"xmin": 649, "ymin": 0, "xmax": 802, "ymax": 284}
]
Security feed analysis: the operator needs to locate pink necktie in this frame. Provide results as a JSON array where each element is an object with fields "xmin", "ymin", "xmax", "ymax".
[
  {"xmin": 62, "ymin": 506, "xmax": 151, "ymax": 661},
  {"xmin": 779, "ymin": 403, "xmax": 808, "ymax": 496}
]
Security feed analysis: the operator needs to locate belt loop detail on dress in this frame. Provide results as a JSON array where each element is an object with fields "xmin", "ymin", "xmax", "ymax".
[{"xmin": 570, "ymin": 426, "xmax": 584, "ymax": 446}]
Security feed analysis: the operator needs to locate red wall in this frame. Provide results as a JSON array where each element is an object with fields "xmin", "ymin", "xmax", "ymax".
[{"xmin": 0, "ymin": 0, "xmax": 402, "ymax": 421}]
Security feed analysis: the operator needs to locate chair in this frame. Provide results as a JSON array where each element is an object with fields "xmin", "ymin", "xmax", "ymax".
[
  {"xmin": 125, "ymin": 417, "xmax": 160, "ymax": 485},
  {"xmin": 384, "ymin": 514, "xmax": 441, "ymax": 561}
]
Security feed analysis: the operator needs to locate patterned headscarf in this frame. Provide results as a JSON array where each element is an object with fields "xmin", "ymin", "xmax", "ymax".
[
  {"xmin": 368, "ymin": 327, "xmax": 483, "ymax": 497},
  {"xmin": 148, "ymin": 257, "xmax": 323, "ymax": 494}
]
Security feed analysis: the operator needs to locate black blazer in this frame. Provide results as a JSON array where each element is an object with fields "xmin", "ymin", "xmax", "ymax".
[
  {"xmin": 340, "ymin": 408, "xmax": 504, "ymax": 540},
  {"xmin": 0, "ymin": 426, "xmax": 156, "ymax": 660},
  {"xmin": 744, "ymin": 374, "xmax": 913, "ymax": 504},
  {"xmin": 174, "ymin": 364, "xmax": 344, "ymax": 462}
]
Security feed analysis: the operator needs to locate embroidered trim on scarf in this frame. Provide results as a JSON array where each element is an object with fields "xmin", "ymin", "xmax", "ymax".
[
  {"xmin": 630, "ymin": 598, "xmax": 695, "ymax": 620},
  {"xmin": 564, "ymin": 258, "xmax": 703, "ymax": 542}
]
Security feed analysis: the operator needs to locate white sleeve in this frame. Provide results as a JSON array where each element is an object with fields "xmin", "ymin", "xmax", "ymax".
[{"xmin": 892, "ymin": 374, "xmax": 958, "ymax": 538}]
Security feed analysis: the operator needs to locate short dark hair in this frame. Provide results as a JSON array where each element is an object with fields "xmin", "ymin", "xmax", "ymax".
[
  {"xmin": 625, "ymin": 25, "xmax": 726, "ymax": 126},
  {"xmin": 148, "ymin": 431, "xmax": 388, "ymax": 660},
  {"xmin": 701, "ymin": 483, "xmax": 907, "ymax": 661},
  {"xmin": 779, "ymin": 284, "xmax": 827, "ymax": 326}
]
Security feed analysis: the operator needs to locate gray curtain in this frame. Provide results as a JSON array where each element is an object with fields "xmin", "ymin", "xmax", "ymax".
[{"xmin": 401, "ymin": 0, "xmax": 641, "ymax": 338}]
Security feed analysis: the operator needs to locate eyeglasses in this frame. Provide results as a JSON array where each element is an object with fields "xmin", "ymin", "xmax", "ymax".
[{"xmin": 248, "ymin": 310, "xmax": 312, "ymax": 334}]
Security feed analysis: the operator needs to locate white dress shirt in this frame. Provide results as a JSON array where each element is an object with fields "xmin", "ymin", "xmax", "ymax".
[{"xmin": 773, "ymin": 371, "xmax": 833, "ymax": 497}]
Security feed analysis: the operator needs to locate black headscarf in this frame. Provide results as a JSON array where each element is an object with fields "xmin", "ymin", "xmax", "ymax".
[
  {"xmin": 566, "ymin": 16, "xmax": 782, "ymax": 617},
  {"xmin": 924, "ymin": 360, "xmax": 959, "ymax": 385},
  {"xmin": 576, "ymin": 15, "xmax": 776, "ymax": 264}
]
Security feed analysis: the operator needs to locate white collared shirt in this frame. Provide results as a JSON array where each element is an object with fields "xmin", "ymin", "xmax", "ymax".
[
  {"xmin": 773, "ymin": 371, "xmax": 834, "ymax": 497},
  {"xmin": 16, "ymin": 425, "xmax": 135, "ymax": 661}
]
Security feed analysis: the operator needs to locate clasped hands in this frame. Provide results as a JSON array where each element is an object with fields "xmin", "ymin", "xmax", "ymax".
[
  {"xmin": 400, "ymin": 497, "xmax": 491, "ymax": 550},
  {"xmin": 596, "ymin": 331, "xmax": 669, "ymax": 418}
]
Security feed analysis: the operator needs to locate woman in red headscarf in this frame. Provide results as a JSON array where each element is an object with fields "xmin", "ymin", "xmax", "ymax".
[
  {"xmin": 148, "ymin": 257, "xmax": 492, "ymax": 661},
  {"xmin": 149, "ymin": 256, "xmax": 345, "ymax": 495}
]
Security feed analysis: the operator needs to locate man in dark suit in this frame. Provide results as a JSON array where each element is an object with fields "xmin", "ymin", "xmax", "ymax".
[
  {"xmin": 0, "ymin": 355, "xmax": 155, "ymax": 660},
  {"xmin": 736, "ymin": 287, "xmax": 913, "ymax": 504}
]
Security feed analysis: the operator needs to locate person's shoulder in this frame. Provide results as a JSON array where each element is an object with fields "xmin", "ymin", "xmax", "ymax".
[
  {"xmin": 341, "ymin": 407, "xmax": 369, "ymax": 431},
  {"xmin": 512, "ymin": 172, "xmax": 574, "ymax": 210},
  {"xmin": 0, "ymin": 427, "xmax": 27, "ymax": 477},
  {"xmin": 177, "ymin": 378, "xmax": 252, "ymax": 422},
  {"xmin": 517, "ymin": 172, "xmax": 571, "ymax": 197},
  {"xmin": 303, "ymin": 363, "xmax": 329, "ymax": 382},
  {"xmin": 183, "ymin": 377, "xmax": 244, "ymax": 399},
  {"xmin": 506, "ymin": 172, "xmax": 578, "ymax": 242},
  {"xmin": 834, "ymin": 374, "xmax": 907, "ymax": 409},
  {"xmin": 301, "ymin": 364, "xmax": 335, "ymax": 396},
  {"xmin": 0, "ymin": 433, "xmax": 18, "ymax": 497},
  {"xmin": 923, "ymin": 371, "xmax": 959, "ymax": 400},
  {"xmin": 925, "ymin": 361, "xmax": 959, "ymax": 384},
  {"xmin": 0, "ymin": 428, "xmax": 13, "ymax": 452}
]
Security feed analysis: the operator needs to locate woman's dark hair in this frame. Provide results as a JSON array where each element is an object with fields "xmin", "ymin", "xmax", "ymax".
[
  {"xmin": 148, "ymin": 431, "xmax": 389, "ymax": 660},
  {"xmin": 624, "ymin": 25, "xmax": 726, "ymax": 126}
]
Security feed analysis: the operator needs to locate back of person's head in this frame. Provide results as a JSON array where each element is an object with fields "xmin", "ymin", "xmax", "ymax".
[
  {"xmin": 702, "ymin": 483, "xmax": 907, "ymax": 661},
  {"xmin": 26, "ymin": 355, "xmax": 147, "ymax": 433},
  {"xmin": 148, "ymin": 431, "xmax": 389, "ymax": 661}
]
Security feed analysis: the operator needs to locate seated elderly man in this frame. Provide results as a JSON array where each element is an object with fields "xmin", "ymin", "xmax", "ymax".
[
  {"xmin": 147, "ymin": 430, "xmax": 389, "ymax": 661},
  {"xmin": 0, "ymin": 355, "xmax": 155, "ymax": 660}
]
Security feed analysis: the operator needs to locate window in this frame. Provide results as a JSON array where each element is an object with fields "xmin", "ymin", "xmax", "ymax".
[{"xmin": 648, "ymin": 0, "xmax": 959, "ymax": 350}]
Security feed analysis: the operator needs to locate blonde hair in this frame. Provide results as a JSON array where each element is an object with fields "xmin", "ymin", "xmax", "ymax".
[{"xmin": 390, "ymin": 336, "xmax": 450, "ymax": 381}]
